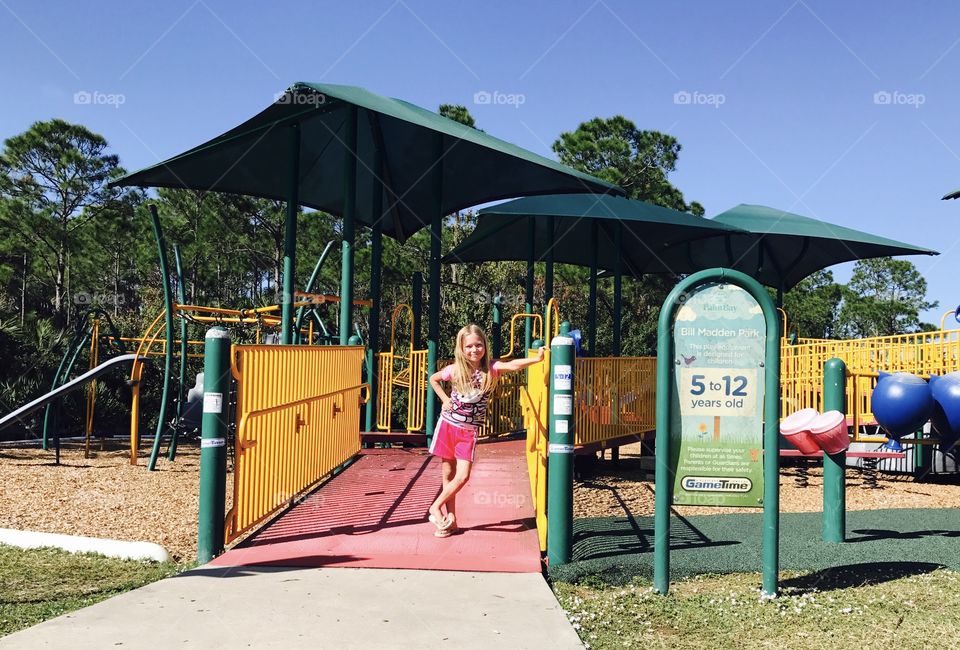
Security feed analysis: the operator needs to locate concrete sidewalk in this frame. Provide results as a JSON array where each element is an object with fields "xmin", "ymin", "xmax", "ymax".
[{"xmin": 1, "ymin": 566, "xmax": 583, "ymax": 649}]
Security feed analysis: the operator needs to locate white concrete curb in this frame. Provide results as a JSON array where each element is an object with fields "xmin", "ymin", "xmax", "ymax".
[{"xmin": 0, "ymin": 528, "xmax": 170, "ymax": 562}]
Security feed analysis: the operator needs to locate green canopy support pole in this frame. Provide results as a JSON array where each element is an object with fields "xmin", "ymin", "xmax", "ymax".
[
  {"xmin": 525, "ymin": 216, "xmax": 535, "ymax": 352},
  {"xmin": 612, "ymin": 222, "xmax": 623, "ymax": 356},
  {"xmin": 776, "ymin": 285, "xmax": 785, "ymax": 338},
  {"xmin": 545, "ymin": 216, "xmax": 555, "ymax": 302},
  {"xmin": 339, "ymin": 107, "xmax": 358, "ymax": 346},
  {"xmin": 365, "ymin": 189, "xmax": 383, "ymax": 432},
  {"xmin": 588, "ymin": 220, "xmax": 599, "ymax": 356},
  {"xmin": 147, "ymin": 204, "xmax": 174, "ymax": 472},
  {"xmin": 823, "ymin": 358, "xmax": 846, "ymax": 543},
  {"xmin": 544, "ymin": 215, "xmax": 554, "ymax": 335},
  {"xmin": 280, "ymin": 124, "xmax": 301, "ymax": 345},
  {"xmin": 412, "ymin": 272, "xmax": 423, "ymax": 349},
  {"xmin": 492, "ymin": 295, "xmax": 502, "ymax": 358},
  {"xmin": 167, "ymin": 244, "xmax": 188, "ymax": 461},
  {"xmin": 425, "ymin": 136, "xmax": 443, "ymax": 441}
]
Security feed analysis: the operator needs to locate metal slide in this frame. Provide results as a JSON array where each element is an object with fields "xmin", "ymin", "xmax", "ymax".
[{"xmin": 0, "ymin": 354, "xmax": 145, "ymax": 433}]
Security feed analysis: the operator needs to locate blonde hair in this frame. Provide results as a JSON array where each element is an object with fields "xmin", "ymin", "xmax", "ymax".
[{"xmin": 450, "ymin": 324, "xmax": 497, "ymax": 395}]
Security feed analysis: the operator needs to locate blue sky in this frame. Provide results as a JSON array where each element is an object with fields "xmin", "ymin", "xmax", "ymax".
[{"xmin": 2, "ymin": 0, "xmax": 958, "ymax": 325}]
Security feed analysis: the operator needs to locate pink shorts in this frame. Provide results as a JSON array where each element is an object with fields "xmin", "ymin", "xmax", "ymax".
[{"xmin": 429, "ymin": 419, "xmax": 478, "ymax": 462}]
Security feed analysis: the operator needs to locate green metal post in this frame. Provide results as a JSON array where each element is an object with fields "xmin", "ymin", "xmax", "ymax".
[
  {"xmin": 547, "ymin": 321, "xmax": 575, "ymax": 566},
  {"xmin": 197, "ymin": 327, "xmax": 230, "ymax": 563},
  {"xmin": 425, "ymin": 137, "xmax": 443, "ymax": 440},
  {"xmin": 339, "ymin": 108, "xmax": 358, "ymax": 346},
  {"xmin": 588, "ymin": 220, "xmax": 598, "ymax": 356},
  {"xmin": 280, "ymin": 124, "xmax": 301, "ymax": 345},
  {"xmin": 524, "ymin": 216, "xmax": 535, "ymax": 352},
  {"xmin": 168, "ymin": 244, "xmax": 188, "ymax": 461},
  {"xmin": 823, "ymin": 357, "xmax": 847, "ymax": 543},
  {"xmin": 412, "ymin": 272, "xmax": 423, "ymax": 349},
  {"xmin": 366, "ymin": 205, "xmax": 383, "ymax": 432},
  {"xmin": 545, "ymin": 215, "xmax": 555, "ymax": 304},
  {"xmin": 148, "ymin": 204, "xmax": 174, "ymax": 472},
  {"xmin": 492, "ymin": 295, "xmax": 502, "ymax": 358},
  {"xmin": 612, "ymin": 222, "xmax": 623, "ymax": 356}
]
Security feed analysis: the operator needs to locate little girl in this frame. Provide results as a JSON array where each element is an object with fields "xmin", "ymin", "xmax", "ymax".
[{"xmin": 427, "ymin": 324, "xmax": 545, "ymax": 537}]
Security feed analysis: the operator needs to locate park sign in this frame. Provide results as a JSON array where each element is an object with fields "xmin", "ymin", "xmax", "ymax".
[
  {"xmin": 653, "ymin": 268, "xmax": 781, "ymax": 596},
  {"xmin": 670, "ymin": 283, "xmax": 765, "ymax": 507}
]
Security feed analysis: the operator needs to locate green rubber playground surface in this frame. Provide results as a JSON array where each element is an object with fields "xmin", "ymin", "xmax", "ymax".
[{"xmin": 550, "ymin": 508, "xmax": 960, "ymax": 584}]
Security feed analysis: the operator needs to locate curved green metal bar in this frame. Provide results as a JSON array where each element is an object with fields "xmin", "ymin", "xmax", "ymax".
[
  {"xmin": 42, "ymin": 317, "xmax": 89, "ymax": 449},
  {"xmin": 293, "ymin": 240, "xmax": 335, "ymax": 344},
  {"xmin": 41, "ymin": 308, "xmax": 126, "ymax": 450},
  {"xmin": 167, "ymin": 244, "xmax": 189, "ymax": 461},
  {"xmin": 147, "ymin": 204, "xmax": 175, "ymax": 471},
  {"xmin": 52, "ymin": 327, "xmax": 92, "ymax": 463}
]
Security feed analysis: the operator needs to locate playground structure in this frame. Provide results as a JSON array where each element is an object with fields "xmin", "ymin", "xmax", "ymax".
[{"xmin": 3, "ymin": 83, "xmax": 953, "ymax": 596}]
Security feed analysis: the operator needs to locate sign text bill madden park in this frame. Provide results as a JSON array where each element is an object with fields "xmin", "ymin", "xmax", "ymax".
[{"xmin": 669, "ymin": 283, "xmax": 767, "ymax": 508}]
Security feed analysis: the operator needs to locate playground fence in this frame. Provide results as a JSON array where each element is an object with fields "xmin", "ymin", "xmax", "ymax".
[
  {"xmin": 375, "ymin": 349, "xmax": 427, "ymax": 433},
  {"xmin": 479, "ymin": 369, "xmax": 525, "ymax": 438},
  {"xmin": 520, "ymin": 348, "xmax": 549, "ymax": 552},
  {"xmin": 574, "ymin": 356, "xmax": 657, "ymax": 445},
  {"xmin": 225, "ymin": 345, "xmax": 366, "ymax": 544},
  {"xmin": 780, "ymin": 328, "xmax": 960, "ymax": 439}
]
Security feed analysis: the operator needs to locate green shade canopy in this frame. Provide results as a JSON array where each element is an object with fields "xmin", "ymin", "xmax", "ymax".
[
  {"xmin": 111, "ymin": 83, "xmax": 622, "ymax": 242},
  {"xmin": 644, "ymin": 204, "xmax": 938, "ymax": 290},
  {"xmin": 442, "ymin": 194, "xmax": 744, "ymax": 274},
  {"xmin": 943, "ymin": 189, "xmax": 960, "ymax": 200}
]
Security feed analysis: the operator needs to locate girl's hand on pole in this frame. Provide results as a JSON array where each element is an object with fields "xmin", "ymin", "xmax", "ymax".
[{"xmin": 536, "ymin": 346, "xmax": 545, "ymax": 363}]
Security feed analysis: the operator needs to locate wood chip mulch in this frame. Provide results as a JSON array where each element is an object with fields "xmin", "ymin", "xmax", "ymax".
[{"xmin": 2, "ymin": 440, "xmax": 958, "ymax": 563}]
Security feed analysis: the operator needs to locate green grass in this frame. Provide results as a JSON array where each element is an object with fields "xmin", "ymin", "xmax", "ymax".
[
  {"xmin": 554, "ymin": 568, "xmax": 960, "ymax": 649},
  {"xmin": 0, "ymin": 544, "xmax": 184, "ymax": 638}
]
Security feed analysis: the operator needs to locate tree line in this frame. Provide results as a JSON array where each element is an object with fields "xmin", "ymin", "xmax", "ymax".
[{"xmin": 0, "ymin": 106, "xmax": 938, "ymax": 438}]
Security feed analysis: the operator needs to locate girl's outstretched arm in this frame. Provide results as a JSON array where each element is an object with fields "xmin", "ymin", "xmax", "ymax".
[
  {"xmin": 429, "ymin": 367, "xmax": 453, "ymax": 412},
  {"xmin": 493, "ymin": 346, "xmax": 546, "ymax": 373}
]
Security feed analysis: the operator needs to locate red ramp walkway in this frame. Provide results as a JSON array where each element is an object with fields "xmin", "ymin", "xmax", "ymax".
[{"xmin": 211, "ymin": 439, "xmax": 542, "ymax": 573}]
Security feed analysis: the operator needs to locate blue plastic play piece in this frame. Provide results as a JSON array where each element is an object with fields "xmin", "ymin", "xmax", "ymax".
[
  {"xmin": 930, "ymin": 373, "xmax": 960, "ymax": 444},
  {"xmin": 871, "ymin": 371, "xmax": 934, "ymax": 440}
]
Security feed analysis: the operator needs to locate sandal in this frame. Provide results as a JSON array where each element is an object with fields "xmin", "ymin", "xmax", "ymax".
[
  {"xmin": 434, "ymin": 526, "xmax": 455, "ymax": 538},
  {"xmin": 428, "ymin": 513, "xmax": 453, "ymax": 531}
]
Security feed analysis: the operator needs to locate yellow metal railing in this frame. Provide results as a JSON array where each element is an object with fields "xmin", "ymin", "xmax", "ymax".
[
  {"xmin": 520, "ymin": 346, "xmax": 550, "ymax": 552},
  {"xmin": 779, "ymin": 327, "xmax": 960, "ymax": 441},
  {"xmin": 574, "ymin": 357, "xmax": 657, "ymax": 446},
  {"xmin": 375, "ymin": 304, "xmax": 429, "ymax": 433},
  {"xmin": 225, "ymin": 345, "xmax": 366, "ymax": 544},
  {"xmin": 478, "ymin": 369, "xmax": 525, "ymax": 438},
  {"xmin": 501, "ymin": 313, "xmax": 543, "ymax": 359}
]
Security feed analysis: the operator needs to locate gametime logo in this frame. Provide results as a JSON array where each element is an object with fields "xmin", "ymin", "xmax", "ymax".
[{"xmin": 681, "ymin": 476, "xmax": 752, "ymax": 493}]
